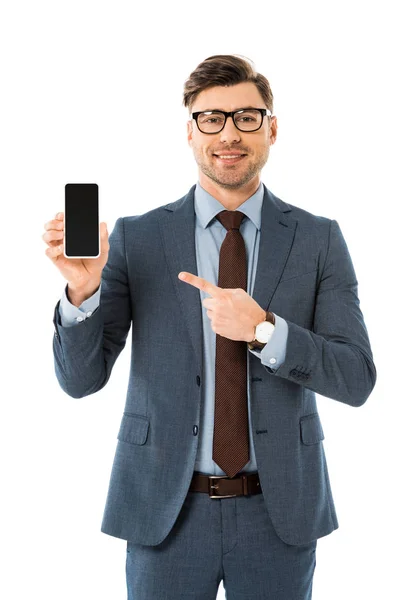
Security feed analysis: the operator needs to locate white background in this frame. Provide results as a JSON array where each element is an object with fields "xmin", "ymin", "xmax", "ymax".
[{"xmin": 1, "ymin": 1, "xmax": 398, "ymax": 598}]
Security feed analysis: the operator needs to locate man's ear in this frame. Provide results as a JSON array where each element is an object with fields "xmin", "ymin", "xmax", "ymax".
[
  {"xmin": 187, "ymin": 120, "xmax": 193, "ymax": 147},
  {"xmin": 270, "ymin": 116, "xmax": 278, "ymax": 145}
]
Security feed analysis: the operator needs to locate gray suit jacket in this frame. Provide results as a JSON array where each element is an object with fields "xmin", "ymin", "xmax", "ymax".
[{"xmin": 52, "ymin": 183, "xmax": 377, "ymax": 546}]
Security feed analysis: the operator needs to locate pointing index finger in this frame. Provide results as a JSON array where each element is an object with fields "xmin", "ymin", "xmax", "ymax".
[{"xmin": 178, "ymin": 272, "xmax": 220, "ymax": 296}]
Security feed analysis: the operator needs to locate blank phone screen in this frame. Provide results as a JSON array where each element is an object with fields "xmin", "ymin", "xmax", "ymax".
[{"xmin": 65, "ymin": 183, "xmax": 99, "ymax": 257}]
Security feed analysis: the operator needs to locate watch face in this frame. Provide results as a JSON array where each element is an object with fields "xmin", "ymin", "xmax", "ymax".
[{"xmin": 256, "ymin": 320, "xmax": 275, "ymax": 343}]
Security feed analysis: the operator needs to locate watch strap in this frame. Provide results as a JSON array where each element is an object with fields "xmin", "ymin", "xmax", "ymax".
[{"xmin": 247, "ymin": 339, "xmax": 267, "ymax": 351}]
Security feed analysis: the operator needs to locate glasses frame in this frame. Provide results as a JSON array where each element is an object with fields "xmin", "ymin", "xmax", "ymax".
[{"xmin": 192, "ymin": 107, "xmax": 273, "ymax": 134}]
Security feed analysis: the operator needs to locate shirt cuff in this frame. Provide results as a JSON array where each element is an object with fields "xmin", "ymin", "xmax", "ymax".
[{"xmin": 58, "ymin": 283, "xmax": 101, "ymax": 327}]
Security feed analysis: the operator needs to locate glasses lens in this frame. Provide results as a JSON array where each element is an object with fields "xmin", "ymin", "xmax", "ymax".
[
  {"xmin": 197, "ymin": 110, "xmax": 262, "ymax": 133},
  {"xmin": 234, "ymin": 109, "xmax": 262, "ymax": 131},
  {"xmin": 197, "ymin": 111, "xmax": 226, "ymax": 133}
]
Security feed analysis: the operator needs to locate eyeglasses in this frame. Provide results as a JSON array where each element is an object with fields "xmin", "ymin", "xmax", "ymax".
[{"xmin": 192, "ymin": 108, "xmax": 272, "ymax": 134}]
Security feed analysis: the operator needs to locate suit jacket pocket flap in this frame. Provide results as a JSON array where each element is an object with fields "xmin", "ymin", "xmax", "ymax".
[
  {"xmin": 300, "ymin": 413, "xmax": 325, "ymax": 445},
  {"xmin": 118, "ymin": 412, "xmax": 150, "ymax": 445}
]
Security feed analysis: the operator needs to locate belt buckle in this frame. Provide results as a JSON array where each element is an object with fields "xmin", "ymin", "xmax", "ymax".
[{"xmin": 208, "ymin": 475, "xmax": 237, "ymax": 499}]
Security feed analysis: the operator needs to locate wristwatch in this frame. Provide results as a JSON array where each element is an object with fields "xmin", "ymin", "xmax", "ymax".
[{"xmin": 247, "ymin": 311, "xmax": 276, "ymax": 351}]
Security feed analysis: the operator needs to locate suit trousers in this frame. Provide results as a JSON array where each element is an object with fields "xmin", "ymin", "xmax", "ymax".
[{"xmin": 125, "ymin": 471, "xmax": 317, "ymax": 599}]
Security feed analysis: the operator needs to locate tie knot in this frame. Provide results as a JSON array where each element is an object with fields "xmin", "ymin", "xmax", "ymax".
[{"xmin": 215, "ymin": 210, "xmax": 245, "ymax": 231}]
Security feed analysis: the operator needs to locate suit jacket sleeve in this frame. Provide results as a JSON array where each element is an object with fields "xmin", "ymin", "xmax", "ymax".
[
  {"xmin": 52, "ymin": 217, "xmax": 131, "ymax": 398},
  {"xmin": 269, "ymin": 219, "xmax": 377, "ymax": 407}
]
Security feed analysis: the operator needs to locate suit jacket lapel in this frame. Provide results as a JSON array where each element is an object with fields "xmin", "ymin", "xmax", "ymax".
[
  {"xmin": 159, "ymin": 185, "xmax": 203, "ymax": 372},
  {"xmin": 252, "ymin": 184, "xmax": 297, "ymax": 315},
  {"xmin": 159, "ymin": 183, "xmax": 297, "ymax": 375}
]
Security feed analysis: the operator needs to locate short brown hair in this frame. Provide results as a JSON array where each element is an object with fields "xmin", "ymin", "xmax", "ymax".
[{"xmin": 182, "ymin": 54, "xmax": 274, "ymax": 115}]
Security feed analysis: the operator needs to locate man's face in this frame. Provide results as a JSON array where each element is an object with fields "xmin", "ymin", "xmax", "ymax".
[{"xmin": 187, "ymin": 81, "xmax": 277, "ymax": 190}]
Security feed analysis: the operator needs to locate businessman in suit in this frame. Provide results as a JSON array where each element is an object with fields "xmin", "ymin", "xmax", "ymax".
[{"xmin": 45, "ymin": 54, "xmax": 377, "ymax": 599}]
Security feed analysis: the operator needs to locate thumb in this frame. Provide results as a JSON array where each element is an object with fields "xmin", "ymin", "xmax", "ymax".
[{"xmin": 100, "ymin": 222, "xmax": 108, "ymax": 251}]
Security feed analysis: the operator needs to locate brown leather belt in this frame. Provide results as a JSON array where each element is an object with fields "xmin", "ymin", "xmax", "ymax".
[{"xmin": 189, "ymin": 471, "xmax": 262, "ymax": 499}]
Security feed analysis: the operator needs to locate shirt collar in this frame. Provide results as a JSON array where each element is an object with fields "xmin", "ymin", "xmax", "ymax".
[{"xmin": 194, "ymin": 180, "xmax": 264, "ymax": 230}]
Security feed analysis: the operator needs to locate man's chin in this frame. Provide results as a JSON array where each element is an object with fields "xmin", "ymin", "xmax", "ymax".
[
  {"xmin": 211, "ymin": 177, "xmax": 251, "ymax": 190},
  {"xmin": 207, "ymin": 170, "xmax": 254, "ymax": 190}
]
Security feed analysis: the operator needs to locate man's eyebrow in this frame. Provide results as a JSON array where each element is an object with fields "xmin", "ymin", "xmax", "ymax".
[{"xmin": 196, "ymin": 106, "xmax": 259, "ymax": 112}]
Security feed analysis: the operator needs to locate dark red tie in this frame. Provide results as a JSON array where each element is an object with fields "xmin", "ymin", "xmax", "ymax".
[{"xmin": 212, "ymin": 210, "xmax": 250, "ymax": 478}]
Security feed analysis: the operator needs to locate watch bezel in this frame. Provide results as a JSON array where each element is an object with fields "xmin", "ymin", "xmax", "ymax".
[{"xmin": 255, "ymin": 319, "xmax": 275, "ymax": 343}]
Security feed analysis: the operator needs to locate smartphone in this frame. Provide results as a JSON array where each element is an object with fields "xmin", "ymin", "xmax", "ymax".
[{"xmin": 64, "ymin": 183, "xmax": 100, "ymax": 259}]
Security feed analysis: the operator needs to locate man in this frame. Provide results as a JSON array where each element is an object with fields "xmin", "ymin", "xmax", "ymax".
[{"xmin": 45, "ymin": 54, "xmax": 377, "ymax": 599}]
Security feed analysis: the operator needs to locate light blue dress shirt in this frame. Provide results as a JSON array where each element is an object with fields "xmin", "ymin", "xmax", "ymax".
[{"xmin": 59, "ymin": 181, "xmax": 289, "ymax": 475}]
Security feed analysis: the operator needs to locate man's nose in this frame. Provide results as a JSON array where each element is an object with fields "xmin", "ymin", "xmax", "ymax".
[{"xmin": 219, "ymin": 116, "xmax": 241, "ymax": 143}]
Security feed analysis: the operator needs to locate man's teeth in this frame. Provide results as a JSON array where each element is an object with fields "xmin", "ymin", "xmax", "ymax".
[{"xmin": 217, "ymin": 155, "xmax": 243, "ymax": 158}]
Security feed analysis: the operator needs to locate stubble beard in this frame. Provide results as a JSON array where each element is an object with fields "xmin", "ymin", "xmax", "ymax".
[{"xmin": 194, "ymin": 146, "xmax": 270, "ymax": 190}]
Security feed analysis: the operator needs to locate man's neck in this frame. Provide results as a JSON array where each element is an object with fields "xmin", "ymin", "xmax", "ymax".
[{"xmin": 198, "ymin": 175, "xmax": 261, "ymax": 211}]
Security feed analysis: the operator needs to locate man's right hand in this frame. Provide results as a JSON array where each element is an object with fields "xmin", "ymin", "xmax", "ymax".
[{"xmin": 42, "ymin": 212, "xmax": 110, "ymax": 303}]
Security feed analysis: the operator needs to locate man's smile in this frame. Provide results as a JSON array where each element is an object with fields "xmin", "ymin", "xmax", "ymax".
[{"xmin": 213, "ymin": 153, "xmax": 247, "ymax": 164}]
